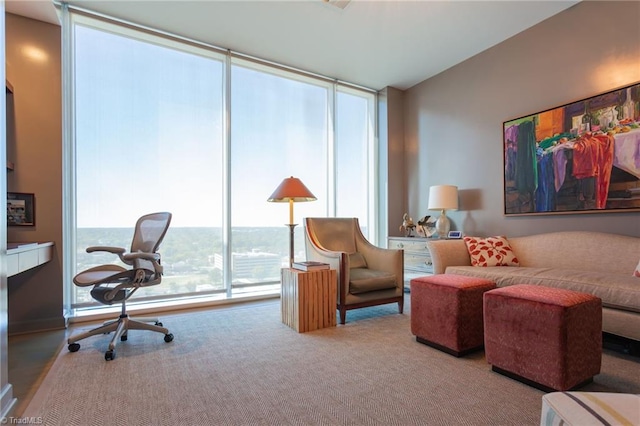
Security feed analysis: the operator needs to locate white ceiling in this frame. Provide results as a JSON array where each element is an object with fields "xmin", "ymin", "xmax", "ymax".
[{"xmin": 6, "ymin": 0, "xmax": 579, "ymax": 91}]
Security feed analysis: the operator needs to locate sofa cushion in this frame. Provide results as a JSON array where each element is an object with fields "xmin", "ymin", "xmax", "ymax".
[
  {"xmin": 463, "ymin": 236, "xmax": 519, "ymax": 267},
  {"xmin": 506, "ymin": 231, "xmax": 637, "ymax": 274},
  {"xmin": 349, "ymin": 268, "xmax": 396, "ymax": 294},
  {"xmin": 446, "ymin": 266, "xmax": 552, "ymax": 283},
  {"xmin": 446, "ymin": 266, "xmax": 640, "ymax": 313}
]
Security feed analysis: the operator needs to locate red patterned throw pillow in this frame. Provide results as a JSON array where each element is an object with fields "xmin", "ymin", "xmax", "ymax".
[
  {"xmin": 634, "ymin": 260, "xmax": 640, "ymax": 278},
  {"xmin": 463, "ymin": 236, "xmax": 519, "ymax": 267}
]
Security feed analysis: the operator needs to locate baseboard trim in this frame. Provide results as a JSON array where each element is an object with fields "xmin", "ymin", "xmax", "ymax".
[
  {"xmin": 8, "ymin": 317, "xmax": 67, "ymax": 336},
  {"xmin": 0, "ymin": 383, "xmax": 17, "ymax": 420}
]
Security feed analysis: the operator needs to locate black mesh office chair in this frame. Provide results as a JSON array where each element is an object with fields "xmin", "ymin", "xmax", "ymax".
[{"xmin": 67, "ymin": 212, "xmax": 174, "ymax": 361}]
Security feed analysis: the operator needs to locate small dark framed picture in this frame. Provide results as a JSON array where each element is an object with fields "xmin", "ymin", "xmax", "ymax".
[
  {"xmin": 447, "ymin": 230, "xmax": 462, "ymax": 239},
  {"xmin": 7, "ymin": 192, "xmax": 35, "ymax": 226}
]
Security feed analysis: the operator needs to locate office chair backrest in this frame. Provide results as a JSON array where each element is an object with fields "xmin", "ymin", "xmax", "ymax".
[
  {"xmin": 131, "ymin": 212, "xmax": 172, "ymax": 271},
  {"xmin": 132, "ymin": 212, "xmax": 172, "ymax": 252}
]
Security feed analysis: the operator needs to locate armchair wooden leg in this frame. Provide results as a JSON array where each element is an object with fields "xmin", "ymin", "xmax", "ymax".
[
  {"xmin": 339, "ymin": 308, "xmax": 347, "ymax": 325},
  {"xmin": 398, "ymin": 299, "xmax": 404, "ymax": 314}
]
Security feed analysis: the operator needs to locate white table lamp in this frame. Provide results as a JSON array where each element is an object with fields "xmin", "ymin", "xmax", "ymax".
[{"xmin": 428, "ymin": 185, "xmax": 458, "ymax": 239}]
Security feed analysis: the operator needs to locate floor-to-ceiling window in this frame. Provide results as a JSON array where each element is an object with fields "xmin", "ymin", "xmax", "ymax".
[
  {"xmin": 70, "ymin": 15, "xmax": 225, "ymax": 310},
  {"xmin": 64, "ymin": 9, "xmax": 377, "ymax": 315},
  {"xmin": 229, "ymin": 59, "xmax": 329, "ymax": 291}
]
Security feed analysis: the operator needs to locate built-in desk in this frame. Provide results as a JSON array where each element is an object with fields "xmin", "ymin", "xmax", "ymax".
[{"xmin": 7, "ymin": 242, "xmax": 54, "ymax": 277}]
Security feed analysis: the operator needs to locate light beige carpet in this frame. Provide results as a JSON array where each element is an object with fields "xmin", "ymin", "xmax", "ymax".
[{"xmin": 23, "ymin": 298, "xmax": 640, "ymax": 425}]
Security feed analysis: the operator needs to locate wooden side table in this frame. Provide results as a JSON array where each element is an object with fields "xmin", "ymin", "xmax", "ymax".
[{"xmin": 280, "ymin": 268, "xmax": 337, "ymax": 333}]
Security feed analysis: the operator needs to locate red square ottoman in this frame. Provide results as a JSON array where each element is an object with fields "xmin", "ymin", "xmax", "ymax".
[
  {"xmin": 484, "ymin": 284, "xmax": 602, "ymax": 392},
  {"xmin": 411, "ymin": 274, "xmax": 496, "ymax": 357}
]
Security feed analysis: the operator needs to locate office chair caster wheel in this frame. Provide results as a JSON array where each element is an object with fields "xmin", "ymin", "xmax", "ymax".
[
  {"xmin": 121, "ymin": 334, "xmax": 128, "ymax": 342},
  {"xmin": 156, "ymin": 322, "xmax": 163, "ymax": 327},
  {"xmin": 68, "ymin": 343, "xmax": 80, "ymax": 352},
  {"xmin": 164, "ymin": 333, "xmax": 174, "ymax": 343},
  {"xmin": 105, "ymin": 350, "xmax": 115, "ymax": 361}
]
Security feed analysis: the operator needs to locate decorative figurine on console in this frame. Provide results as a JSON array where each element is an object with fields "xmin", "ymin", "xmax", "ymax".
[
  {"xmin": 399, "ymin": 213, "xmax": 416, "ymax": 237},
  {"xmin": 417, "ymin": 215, "xmax": 437, "ymax": 238}
]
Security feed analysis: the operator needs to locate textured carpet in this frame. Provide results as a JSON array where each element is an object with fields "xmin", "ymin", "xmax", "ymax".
[{"xmin": 23, "ymin": 297, "xmax": 640, "ymax": 426}]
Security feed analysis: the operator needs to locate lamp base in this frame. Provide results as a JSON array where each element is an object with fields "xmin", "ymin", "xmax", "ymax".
[
  {"xmin": 435, "ymin": 211, "xmax": 450, "ymax": 239},
  {"xmin": 286, "ymin": 224, "xmax": 297, "ymax": 268}
]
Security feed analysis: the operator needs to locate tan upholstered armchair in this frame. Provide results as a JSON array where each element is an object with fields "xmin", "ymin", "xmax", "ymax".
[{"xmin": 304, "ymin": 217, "xmax": 404, "ymax": 324}]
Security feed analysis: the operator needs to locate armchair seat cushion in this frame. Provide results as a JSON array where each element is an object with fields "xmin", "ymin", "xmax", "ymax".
[{"xmin": 349, "ymin": 268, "xmax": 397, "ymax": 294}]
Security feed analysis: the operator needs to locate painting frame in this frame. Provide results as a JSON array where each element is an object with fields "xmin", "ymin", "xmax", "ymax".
[
  {"xmin": 7, "ymin": 192, "xmax": 35, "ymax": 226},
  {"xmin": 503, "ymin": 82, "xmax": 640, "ymax": 216}
]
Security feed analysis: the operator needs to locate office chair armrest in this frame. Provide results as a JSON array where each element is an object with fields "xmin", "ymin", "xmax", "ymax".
[
  {"xmin": 86, "ymin": 246, "xmax": 126, "ymax": 255},
  {"xmin": 123, "ymin": 252, "xmax": 164, "ymax": 276},
  {"xmin": 119, "ymin": 252, "xmax": 161, "ymax": 268},
  {"xmin": 122, "ymin": 252, "xmax": 161, "ymax": 262}
]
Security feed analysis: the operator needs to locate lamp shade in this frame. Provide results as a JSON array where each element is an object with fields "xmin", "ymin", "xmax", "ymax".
[
  {"xmin": 267, "ymin": 176, "xmax": 317, "ymax": 203},
  {"xmin": 428, "ymin": 185, "xmax": 459, "ymax": 211}
]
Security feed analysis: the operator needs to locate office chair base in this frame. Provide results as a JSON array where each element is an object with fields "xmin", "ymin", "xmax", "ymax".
[{"xmin": 67, "ymin": 315, "xmax": 173, "ymax": 361}]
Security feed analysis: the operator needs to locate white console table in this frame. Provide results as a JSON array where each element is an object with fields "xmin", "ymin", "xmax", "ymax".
[
  {"xmin": 7, "ymin": 242, "xmax": 54, "ymax": 277},
  {"xmin": 388, "ymin": 236, "xmax": 434, "ymax": 289}
]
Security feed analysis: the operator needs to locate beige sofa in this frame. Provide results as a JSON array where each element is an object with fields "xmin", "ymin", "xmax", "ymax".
[{"xmin": 427, "ymin": 231, "xmax": 640, "ymax": 341}]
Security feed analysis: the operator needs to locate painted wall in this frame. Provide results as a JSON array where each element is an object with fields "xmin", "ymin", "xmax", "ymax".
[
  {"xmin": 403, "ymin": 1, "xmax": 640, "ymax": 238},
  {"xmin": 0, "ymin": 2, "xmax": 17, "ymax": 418},
  {"xmin": 5, "ymin": 13, "xmax": 64, "ymax": 334},
  {"xmin": 383, "ymin": 87, "xmax": 406, "ymax": 240}
]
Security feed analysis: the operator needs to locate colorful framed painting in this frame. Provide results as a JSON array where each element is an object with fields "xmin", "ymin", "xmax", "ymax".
[{"xmin": 503, "ymin": 82, "xmax": 640, "ymax": 216}]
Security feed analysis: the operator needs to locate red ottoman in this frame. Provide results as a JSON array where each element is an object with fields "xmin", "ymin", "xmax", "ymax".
[
  {"xmin": 484, "ymin": 284, "xmax": 602, "ymax": 392},
  {"xmin": 411, "ymin": 274, "xmax": 496, "ymax": 357}
]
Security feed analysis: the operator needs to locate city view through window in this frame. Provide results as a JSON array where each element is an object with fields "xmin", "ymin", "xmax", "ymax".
[
  {"xmin": 74, "ymin": 227, "xmax": 289, "ymax": 305},
  {"xmin": 75, "ymin": 224, "xmax": 367, "ymax": 307}
]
